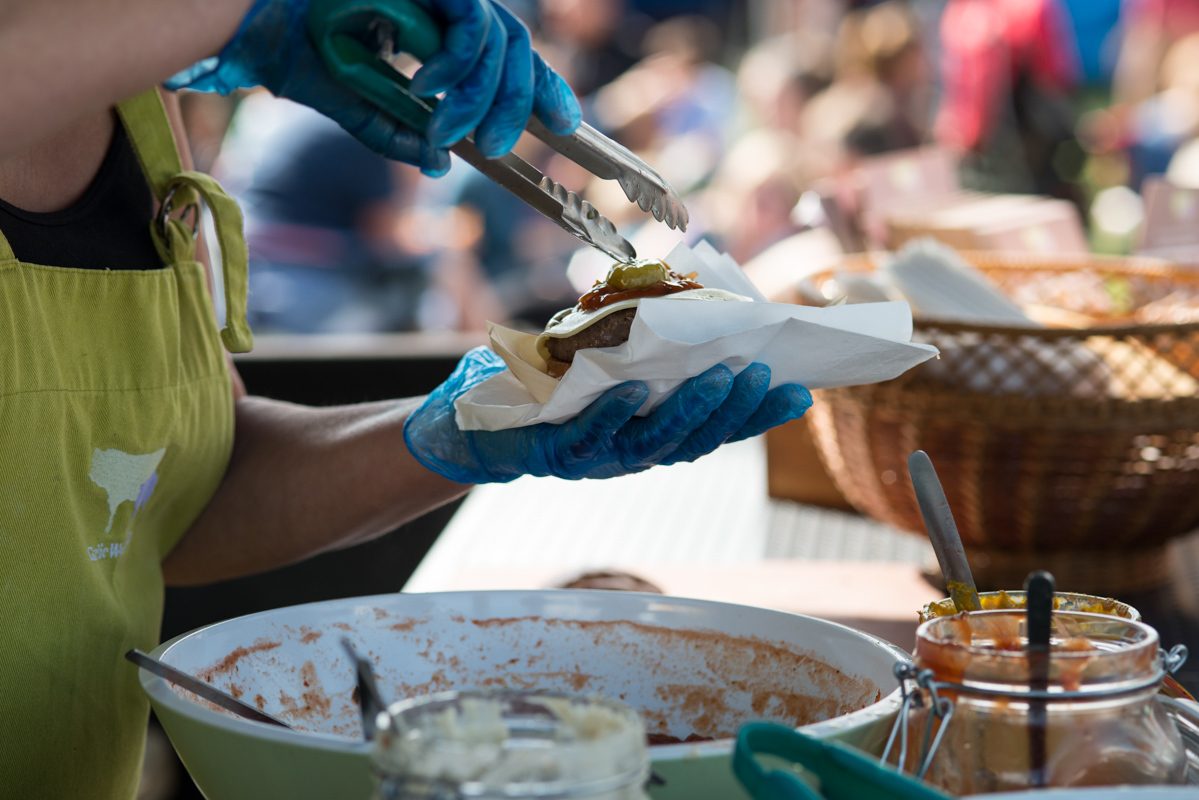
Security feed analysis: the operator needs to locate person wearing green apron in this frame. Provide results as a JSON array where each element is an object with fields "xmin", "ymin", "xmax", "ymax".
[{"xmin": 0, "ymin": 0, "xmax": 813, "ymax": 796}]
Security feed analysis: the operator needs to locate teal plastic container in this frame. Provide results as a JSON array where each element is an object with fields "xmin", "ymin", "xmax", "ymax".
[{"xmin": 733, "ymin": 723, "xmax": 951, "ymax": 800}]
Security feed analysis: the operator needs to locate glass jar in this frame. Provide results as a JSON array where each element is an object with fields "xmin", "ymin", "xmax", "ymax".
[
  {"xmin": 895, "ymin": 610, "xmax": 1188, "ymax": 795},
  {"xmin": 372, "ymin": 690, "xmax": 650, "ymax": 800}
]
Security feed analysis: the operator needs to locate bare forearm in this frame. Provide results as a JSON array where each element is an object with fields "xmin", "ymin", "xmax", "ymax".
[
  {"xmin": 1112, "ymin": 22, "xmax": 1164, "ymax": 107},
  {"xmin": 0, "ymin": 0, "xmax": 252, "ymax": 156},
  {"xmin": 162, "ymin": 395, "xmax": 470, "ymax": 586}
]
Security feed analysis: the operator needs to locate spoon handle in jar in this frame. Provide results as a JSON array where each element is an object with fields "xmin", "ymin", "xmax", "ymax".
[
  {"xmin": 908, "ymin": 450, "xmax": 981, "ymax": 612},
  {"xmin": 1026, "ymin": 571, "xmax": 1054, "ymax": 788}
]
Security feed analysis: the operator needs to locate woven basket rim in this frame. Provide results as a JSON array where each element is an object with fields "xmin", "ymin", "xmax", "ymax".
[
  {"xmin": 813, "ymin": 250, "xmax": 1199, "ymax": 337},
  {"xmin": 814, "ymin": 383, "xmax": 1199, "ymax": 416},
  {"xmin": 913, "ymin": 318, "xmax": 1199, "ymax": 336}
]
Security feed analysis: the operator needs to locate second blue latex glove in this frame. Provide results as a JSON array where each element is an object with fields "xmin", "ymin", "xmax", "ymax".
[
  {"xmin": 403, "ymin": 347, "xmax": 813, "ymax": 484},
  {"xmin": 167, "ymin": 0, "xmax": 581, "ymax": 176}
]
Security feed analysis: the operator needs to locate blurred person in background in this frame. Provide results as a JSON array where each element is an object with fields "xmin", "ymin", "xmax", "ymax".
[
  {"xmin": 1061, "ymin": 0, "xmax": 1199, "ymax": 253},
  {"xmin": 217, "ymin": 94, "xmax": 427, "ymax": 333},
  {"xmin": 699, "ymin": 129, "xmax": 815, "ymax": 263},
  {"xmin": 429, "ymin": 133, "xmax": 584, "ymax": 330},
  {"xmin": 1082, "ymin": 1, "xmax": 1199, "ymax": 189},
  {"xmin": 539, "ymin": 0, "xmax": 649, "ymax": 96},
  {"xmin": 590, "ymin": 15, "xmax": 737, "ymax": 195},
  {"xmin": 935, "ymin": 0, "xmax": 1080, "ymax": 197},
  {"xmin": 802, "ymin": 0, "xmax": 931, "ymax": 157},
  {"xmin": 735, "ymin": 30, "xmax": 834, "ymax": 137},
  {"xmin": 1124, "ymin": 32, "xmax": 1199, "ymax": 187},
  {"xmin": 1112, "ymin": 0, "xmax": 1199, "ymax": 107},
  {"xmin": 1164, "ymin": 33, "xmax": 1199, "ymax": 187},
  {"xmin": 628, "ymin": 0, "xmax": 737, "ymax": 23}
]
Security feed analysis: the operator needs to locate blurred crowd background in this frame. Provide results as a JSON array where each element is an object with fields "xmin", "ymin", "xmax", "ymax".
[{"xmin": 178, "ymin": 0, "xmax": 1199, "ymax": 336}]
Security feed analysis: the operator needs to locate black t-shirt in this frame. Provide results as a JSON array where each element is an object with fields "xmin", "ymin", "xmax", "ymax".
[{"xmin": 0, "ymin": 116, "xmax": 163, "ymax": 270}]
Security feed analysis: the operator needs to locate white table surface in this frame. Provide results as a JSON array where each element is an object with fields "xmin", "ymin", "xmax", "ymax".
[{"xmin": 404, "ymin": 439, "xmax": 939, "ymax": 646}]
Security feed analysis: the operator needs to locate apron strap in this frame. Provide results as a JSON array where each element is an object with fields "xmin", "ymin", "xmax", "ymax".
[
  {"xmin": 158, "ymin": 172, "xmax": 254, "ymax": 353},
  {"xmin": 116, "ymin": 90, "xmax": 253, "ymax": 354},
  {"xmin": 115, "ymin": 90, "xmax": 184, "ymax": 195}
]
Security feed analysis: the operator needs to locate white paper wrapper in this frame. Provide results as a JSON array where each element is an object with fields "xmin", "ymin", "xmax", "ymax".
[{"xmin": 455, "ymin": 241, "xmax": 939, "ymax": 431}]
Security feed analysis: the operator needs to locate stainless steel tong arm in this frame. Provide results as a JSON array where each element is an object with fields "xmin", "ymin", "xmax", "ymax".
[
  {"xmin": 450, "ymin": 137, "xmax": 638, "ymax": 263},
  {"xmin": 526, "ymin": 118, "xmax": 689, "ymax": 232}
]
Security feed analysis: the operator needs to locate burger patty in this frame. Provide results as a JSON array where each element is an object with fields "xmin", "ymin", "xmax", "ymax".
[{"xmin": 544, "ymin": 308, "xmax": 637, "ymax": 364}]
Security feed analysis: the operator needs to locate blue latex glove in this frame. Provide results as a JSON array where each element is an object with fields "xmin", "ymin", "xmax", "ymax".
[
  {"xmin": 403, "ymin": 347, "xmax": 813, "ymax": 484},
  {"xmin": 166, "ymin": 0, "xmax": 581, "ymax": 176}
]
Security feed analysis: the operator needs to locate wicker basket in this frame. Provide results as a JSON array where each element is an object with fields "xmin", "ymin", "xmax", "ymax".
[{"xmin": 803, "ymin": 252, "xmax": 1199, "ymax": 594}]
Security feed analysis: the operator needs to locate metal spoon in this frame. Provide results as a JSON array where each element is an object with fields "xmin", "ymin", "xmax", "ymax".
[
  {"xmin": 340, "ymin": 638, "xmax": 388, "ymax": 742},
  {"xmin": 1025, "ymin": 571, "xmax": 1054, "ymax": 788},
  {"xmin": 126, "ymin": 649, "xmax": 292, "ymax": 729},
  {"xmin": 908, "ymin": 450, "xmax": 982, "ymax": 613}
]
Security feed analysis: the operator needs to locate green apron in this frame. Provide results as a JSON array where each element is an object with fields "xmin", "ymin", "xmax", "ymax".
[{"xmin": 0, "ymin": 90, "xmax": 252, "ymax": 798}]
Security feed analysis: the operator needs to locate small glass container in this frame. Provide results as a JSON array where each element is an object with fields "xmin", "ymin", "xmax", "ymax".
[
  {"xmin": 372, "ymin": 690, "xmax": 650, "ymax": 800},
  {"xmin": 895, "ymin": 610, "xmax": 1187, "ymax": 795}
]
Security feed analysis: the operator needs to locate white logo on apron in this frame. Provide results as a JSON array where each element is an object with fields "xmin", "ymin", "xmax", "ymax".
[{"xmin": 86, "ymin": 447, "xmax": 166, "ymax": 561}]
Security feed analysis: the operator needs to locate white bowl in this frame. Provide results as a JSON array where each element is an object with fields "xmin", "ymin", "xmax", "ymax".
[{"xmin": 140, "ymin": 590, "xmax": 908, "ymax": 799}]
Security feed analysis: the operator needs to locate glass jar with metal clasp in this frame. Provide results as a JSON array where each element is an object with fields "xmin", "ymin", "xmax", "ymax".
[
  {"xmin": 371, "ymin": 690, "xmax": 651, "ymax": 800},
  {"xmin": 882, "ymin": 610, "xmax": 1194, "ymax": 795}
]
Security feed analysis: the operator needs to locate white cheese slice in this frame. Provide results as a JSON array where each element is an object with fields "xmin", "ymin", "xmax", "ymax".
[{"xmin": 539, "ymin": 288, "xmax": 751, "ymax": 341}]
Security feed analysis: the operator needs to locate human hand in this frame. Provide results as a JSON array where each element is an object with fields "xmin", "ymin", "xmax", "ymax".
[
  {"xmin": 166, "ymin": 0, "xmax": 581, "ymax": 176},
  {"xmin": 403, "ymin": 347, "xmax": 812, "ymax": 484}
]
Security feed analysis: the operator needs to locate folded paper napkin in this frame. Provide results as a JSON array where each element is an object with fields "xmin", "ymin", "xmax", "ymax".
[
  {"xmin": 455, "ymin": 240, "xmax": 940, "ymax": 431},
  {"xmin": 884, "ymin": 240, "xmax": 1037, "ymax": 326},
  {"xmin": 831, "ymin": 239, "xmax": 1041, "ymax": 325}
]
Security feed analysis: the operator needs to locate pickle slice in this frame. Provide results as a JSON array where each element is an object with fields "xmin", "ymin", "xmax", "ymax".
[{"xmin": 605, "ymin": 259, "xmax": 669, "ymax": 291}]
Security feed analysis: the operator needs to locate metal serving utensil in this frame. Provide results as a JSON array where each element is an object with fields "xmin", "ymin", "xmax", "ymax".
[
  {"xmin": 454, "ymin": 137, "xmax": 638, "ymax": 262},
  {"xmin": 126, "ymin": 649, "xmax": 292, "ymax": 729},
  {"xmin": 340, "ymin": 638, "xmax": 389, "ymax": 742},
  {"xmin": 307, "ymin": 0, "xmax": 688, "ymax": 263},
  {"xmin": 908, "ymin": 450, "xmax": 982, "ymax": 613},
  {"xmin": 524, "ymin": 116, "xmax": 689, "ymax": 231},
  {"xmin": 1025, "ymin": 571, "xmax": 1054, "ymax": 788}
]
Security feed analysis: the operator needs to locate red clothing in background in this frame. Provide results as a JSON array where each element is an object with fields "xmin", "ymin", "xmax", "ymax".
[
  {"xmin": 936, "ymin": 0, "xmax": 1078, "ymax": 150},
  {"xmin": 1124, "ymin": 0, "xmax": 1199, "ymax": 36}
]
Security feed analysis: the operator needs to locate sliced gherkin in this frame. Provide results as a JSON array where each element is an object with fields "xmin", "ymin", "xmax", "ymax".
[{"xmin": 604, "ymin": 259, "xmax": 670, "ymax": 291}]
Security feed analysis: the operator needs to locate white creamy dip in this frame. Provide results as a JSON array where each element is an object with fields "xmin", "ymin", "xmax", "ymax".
[{"xmin": 373, "ymin": 691, "xmax": 649, "ymax": 799}]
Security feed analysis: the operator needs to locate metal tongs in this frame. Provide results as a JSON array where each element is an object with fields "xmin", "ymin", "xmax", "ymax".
[{"xmin": 307, "ymin": 0, "xmax": 688, "ymax": 263}]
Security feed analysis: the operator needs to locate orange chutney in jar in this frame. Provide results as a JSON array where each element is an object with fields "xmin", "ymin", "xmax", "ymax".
[
  {"xmin": 918, "ymin": 591, "xmax": 1139, "ymax": 623},
  {"xmin": 904, "ymin": 611, "xmax": 1186, "ymax": 794}
]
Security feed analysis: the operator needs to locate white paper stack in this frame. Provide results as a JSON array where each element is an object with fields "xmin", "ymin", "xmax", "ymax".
[
  {"xmin": 883, "ymin": 240, "xmax": 1037, "ymax": 326},
  {"xmin": 454, "ymin": 241, "xmax": 938, "ymax": 431}
]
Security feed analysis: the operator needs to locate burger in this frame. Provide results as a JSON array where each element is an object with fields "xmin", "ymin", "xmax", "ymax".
[{"xmin": 536, "ymin": 259, "xmax": 750, "ymax": 377}]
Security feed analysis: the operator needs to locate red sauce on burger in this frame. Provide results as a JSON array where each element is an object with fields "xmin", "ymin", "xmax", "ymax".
[{"xmin": 576, "ymin": 262, "xmax": 702, "ymax": 313}]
